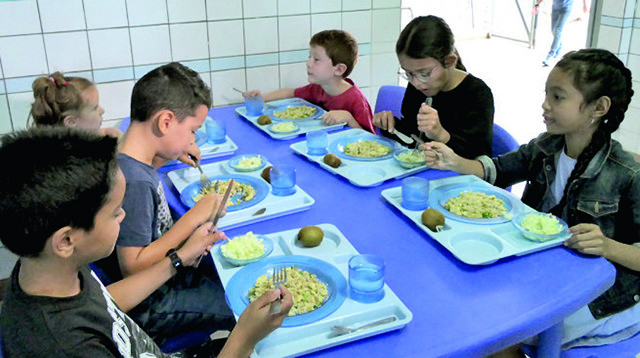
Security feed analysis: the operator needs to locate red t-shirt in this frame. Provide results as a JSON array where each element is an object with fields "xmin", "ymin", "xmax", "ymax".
[{"xmin": 293, "ymin": 78, "xmax": 375, "ymax": 133}]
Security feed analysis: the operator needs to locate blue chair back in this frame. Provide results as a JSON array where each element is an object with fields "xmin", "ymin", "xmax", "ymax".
[
  {"xmin": 523, "ymin": 329, "xmax": 640, "ymax": 357},
  {"xmin": 374, "ymin": 85, "xmax": 406, "ymax": 118},
  {"xmin": 119, "ymin": 117, "xmax": 131, "ymax": 132},
  {"xmin": 492, "ymin": 123, "xmax": 519, "ymax": 157}
]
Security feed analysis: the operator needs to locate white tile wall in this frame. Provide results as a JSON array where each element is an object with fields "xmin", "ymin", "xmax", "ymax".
[
  {"xmin": 630, "ymin": 30, "xmax": 640, "ymax": 54},
  {"xmin": 0, "ymin": 95, "xmax": 12, "ymax": 134},
  {"xmin": 167, "ymin": 0, "xmax": 207, "ymax": 23},
  {"xmin": 208, "ymin": 20, "xmax": 245, "ymax": 57},
  {"xmin": 170, "ymin": 23, "xmax": 209, "ymax": 61},
  {"xmin": 45, "ymin": 32, "xmax": 92, "ymax": 73},
  {"xmin": 601, "ymin": 0, "xmax": 627, "ymax": 17},
  {"xmin": 210, "ymin": 69, "xmax": 246, "ymax": 106},
  {"xmin": 84, "ymin": 0, "xmax": 128, "ymax": 29},
  {"xmin": 350, "ymin": 55, "xmax": 371, "ymax": 87},
  {"xmin": 0, "ymin": 0, "xmax": 41, "ymax": 36},
  {"xmin": 7, "ymin": 92, "xmax": 33, "ymax": 131},
  {"xmin": 246, "ymin": 65, "xmax": 280, "ymax": 94},
  {"xmin": 342, "ymin": 11, "xmax": 372, "ymax": 43},
  {"xmin": 621, "ymin": 106, "xmax": 640, "ymax": 133},
  {"xmin": 311, "ymin": 0, "xmax": 341, "ymax": 13},
  {"xmin": 0, "ymin": 35, "xmax": 48, "ymax": 78},
  {"xmin": 0, "ymin": 247, "xmax": 18, "ymax": 281},
  {"xmin": 278, "ymin": 0, "xmax": 310, "ymax": 15},
  {"xmin": 127, "ymin": 0, "xmax": 168, "ymax": 26},
  {"xmin": 243, "ymin": 0, "xmax": 277, "ymax": 18},
  {"xmin": 97, "ymin": 81, "xmax": 135, "ymax": 121},
  {"xmin": 373, "ymin": 0, "xmax": 402, "ymax": 8},
  {"xmin": 371, "ymin": 52, "xmax": 399, "ymax": 86},
  {"xmin": 279, "ymin": 62, "xmax": 307, "ymax": 88},
  {"xmin": 312, "ymin": 13, "xmax": 342, "ymax": 34},
  {"xmin": 130, "ymin": 26, "xmax": 172, "ymax": 65},
  {"xmin": 596, "ymin": 26, "xmax": 622, "ymax": 53},
  {"xmin": 343, "ymin": 0, "xmax": 372, "ymax": 11},
  {"xmin": 279, "ymin": 15, "xmax": 311, "ymax": 51},
  {"xmin": 244, "ymin": 18, "xmax": 279, "ymax": 54},
  {"xmin": 88, "ymin": 29, "xmax": 133, "ymax": 69},
  {"xmin": 206, "ymin": 0, "xmax": 243, "ymax": 20},
  {"xmin": 372, "ymin": 8, "xmax": 401, "ymax": 42},
  {"xmin": 38, "ymin": 0, "xmax": 85, "ymax": 33}
]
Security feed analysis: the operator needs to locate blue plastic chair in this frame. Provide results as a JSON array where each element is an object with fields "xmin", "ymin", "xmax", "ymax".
[
  {"xmin": 492, "ymin": 123, "xmax": 519, "ymax": 156},
  {"xmin": 119, "ymin": 117, "xmax": 131, "ymax": 132},
  {"xmin": 88, "ymin": 263, "xmax": 211, "ymax": 353}
]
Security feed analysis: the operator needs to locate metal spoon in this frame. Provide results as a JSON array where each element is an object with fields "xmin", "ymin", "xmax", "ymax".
[{"xmin": 331, "ymin": 317, "xmax": 397, "ymax": 336}]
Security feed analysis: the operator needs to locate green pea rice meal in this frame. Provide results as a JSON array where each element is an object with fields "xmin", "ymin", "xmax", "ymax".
[
  {"xmin": 248, "ymin": 266, "xmax": 328, "ymax": 316},
  {"xmin": 443, "ymin": 191, "xmax": 507, "ymax": 219},
  {"xmin": 273, "ymin": 105, "xmax": 317, "ymax": 119},
  {"xmin": 193, "ymin": 179, "xmax": 256, "ymax": 206},
  {"xmin": 343, "ymin": 141, "xmax": 391, "ymax": 158}
]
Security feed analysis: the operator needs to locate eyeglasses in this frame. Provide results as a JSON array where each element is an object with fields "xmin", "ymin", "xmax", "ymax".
[{"xmin": 397, "ymin": 68, "xmax": 432, "ymax": 83}]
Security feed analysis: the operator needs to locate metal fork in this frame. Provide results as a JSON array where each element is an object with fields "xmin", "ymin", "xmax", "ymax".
[
  {"xmin": 189, "ymin": 155, "xmax": 212, "ymax": 188},
  {"xmin": 269, "ymin": 265, "xmax": 287, "ymax": 315}
]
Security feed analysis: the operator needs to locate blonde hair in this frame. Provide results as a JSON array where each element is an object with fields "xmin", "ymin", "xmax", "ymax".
[{"xmin": 30, "ymin": 72, "xmax": 95, "ymax": 127}]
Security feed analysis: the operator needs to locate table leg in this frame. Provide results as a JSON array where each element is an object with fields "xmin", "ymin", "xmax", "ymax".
[{"xmin": 537, "ymin": 322, "xmax": 562, "ymax": 358}]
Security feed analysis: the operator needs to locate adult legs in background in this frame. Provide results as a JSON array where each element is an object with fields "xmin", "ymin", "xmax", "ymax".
[{"xmin": 544, "ymin": 6, "xmax": 572, "ymax": 65}]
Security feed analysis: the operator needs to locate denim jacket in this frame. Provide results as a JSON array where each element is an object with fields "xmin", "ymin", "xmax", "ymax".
[{"xmin": 484, "ymin": 133, "xmax": 640, "ymax": 319}]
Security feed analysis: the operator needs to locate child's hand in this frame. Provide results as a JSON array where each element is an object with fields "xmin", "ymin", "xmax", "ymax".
[
  {"xmin": 565, "ymin": 223, "xmax": 614, "ymax": 258},
  {"xmin": 178, "ymin": 143, "xmax": 201, "ymax": 167},
  {"xmin": 243, "ymin": 90, "xmax": 262, "ymax": 98},
  {"xmin": 233, "ymin": 286, "xmax": 293, "ymax": 347},
  {"xmin": 423, "ymin": 142, "xmax": 457, "ymax": 170},
  {"xmin": 321, "ymin": 110, "xmax": 351, "ymax": 126},
  {"xmin": 179, "ymin": 223, "xmax": 227, "ymax": 266},
  {"xmin": 372, "ymin": 111, "xmax": 397, "ymax": 133},
  {"xmin": 190, "ymin": 192, "xmax": 226, "ymax": 223},
  {"xmin": 417, "ymin": 103, "xmax": 449, "ymax": 143}
]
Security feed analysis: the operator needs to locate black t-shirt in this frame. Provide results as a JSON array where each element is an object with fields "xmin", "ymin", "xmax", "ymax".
[
  {"xmin": 0, "ymin": 262, "xmax": 171, "ymax": 358},
  {"xmin": 389, "ymin": 73, "xmax": 495, "ymax": 159}
]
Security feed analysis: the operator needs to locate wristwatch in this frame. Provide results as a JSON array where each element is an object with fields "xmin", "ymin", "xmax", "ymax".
[{"xmin": 166, "ymin": 248, "xmax": 184, "ymax": 272}]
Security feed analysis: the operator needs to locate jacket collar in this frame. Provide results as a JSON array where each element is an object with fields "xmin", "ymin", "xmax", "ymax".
[{"xmin": 535, "ymin": 133, "xmax": 611, "ymax": 179}]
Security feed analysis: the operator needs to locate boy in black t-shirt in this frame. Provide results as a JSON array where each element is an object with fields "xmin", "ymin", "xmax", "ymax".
[{"xmin": 0, "ymin": 127, "xmax": 292, "ymax": 357}]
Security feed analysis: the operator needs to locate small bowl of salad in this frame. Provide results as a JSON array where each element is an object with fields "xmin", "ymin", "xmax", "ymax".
[
  {"xmin": 512, "ymin": 212, "xmax": 570, "ymax": 242},
  {"xmin": 393, "ymin": 148, "xmax": 426, "ymax": 169},
  {"xmin": 218, "ymin": 232, "xmax": 273, "ymax": 266},
  {"xmin": 228, "ymin": 154, "xmax": 267, "ymax": 172}
]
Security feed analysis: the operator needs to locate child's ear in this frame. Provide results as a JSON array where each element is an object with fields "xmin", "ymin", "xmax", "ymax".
[
  {"xmin": 334, "ymin": 63, "xmax": 347, "ymax": 77},
  {"xmin": 63, "ymin": 115, "xmax": 78, "ymax": 127},
  {"xmin": 50, "ymin": 226, "xmax": 76, "ymax": 259},
  {"xmin": 592, "ymin": 96, "xmax": 612, "ymax": 120},
  {"xmin": 153, "ymin": 110, "xmax": 177, "ymax": 136},
  {"xmin": 443, "ymin": 54, "xmax": 458, "ymax": 68}
]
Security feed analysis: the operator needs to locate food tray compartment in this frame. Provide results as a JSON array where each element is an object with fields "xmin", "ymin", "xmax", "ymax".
[
  {"xmin": 236, "ymin": 98, "xmax": 346, "ymax": 140},
  {"xmin": 211, "ymin": 223, "xmax": 413, "ymax": 358},
  {"xmin": 166, "ymin": 156, "xmax": 315, "ymax": 230},
  {"xmin": 381, "ymin": 175, "xmax": 568, "ymax": 265},
  {"xmin": 290, "ymin": 128, "xmax": 431, "ymax": 187}
]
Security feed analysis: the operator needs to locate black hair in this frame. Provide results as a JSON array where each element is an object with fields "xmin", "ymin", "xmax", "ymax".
[
  {"xmin": 554, "ymin": 48, "xmax": 634, "ymax": 219},
  {"xmin": 130, "ymin": 62, "xmax": 212, "ymax": 122},
  {"xmin": 0, "ymin": 127, "xmax": 119, "ymax": 257},
  {"xmin": 396, "ymin": 15, "xmax": 466, "ymax": 71}
]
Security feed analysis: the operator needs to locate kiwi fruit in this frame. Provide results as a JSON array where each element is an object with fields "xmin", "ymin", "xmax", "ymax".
[
  {"xmin": 422, "ymin": 208, "xmax": 445, "ymax": 232},
  {"xmin": 323, "ymin": 153, "xmax": 341, "ymax": 168},
  {"xmin": 257, "ymin": 114, "xmax": 272, "ymax": 125},
  {"xmin": 261, "ymin": 165, "xmax": 273, "ymax": 183},
  {"xmin": 297, "ymin": 226, "xmax": 324, "ymax": 247}
]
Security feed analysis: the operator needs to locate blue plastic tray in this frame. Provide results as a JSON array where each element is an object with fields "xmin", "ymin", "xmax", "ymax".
[
  {"xmin": 236, "ymin": 98, "xmax": 346, "ymax": 140},
  {"xmin": 179, "ymin": 174, "xmax": 270, "ymax": 210},
  {"xmin": 290, "ymin": 128, "xmax": 430, "ymax": 187},
  {"xmin": 166, "ymin": 156, "xmax": 315, "ymax": 230},
  {"xmin": 210, "ymin": 223, "xmax": 413, "ymax": 357},
  {"xmin": 225, "ymin": 255, "xmax": 348, "ymax": 327},
  {"xmin": 381, "ymin": 175, "xmax": 568, "ymax": 265}
]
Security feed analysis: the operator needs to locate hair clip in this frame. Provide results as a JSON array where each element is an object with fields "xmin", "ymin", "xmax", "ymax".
[
  {"xmin": 49, "ymin": 77, "xmax": 55, "ymax": 83},
  {"xmin": 64, "ymin": 81, "xmax": 69, "ymax": 86}
]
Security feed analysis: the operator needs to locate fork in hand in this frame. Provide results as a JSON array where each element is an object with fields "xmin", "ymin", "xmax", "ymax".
[
  {"xmin": 189, "ymin": 155, "xmax": 212, "ymax": 189},
  {"xmin": 269, "ymin": 265, "xmax": 287, "ymax": 315}
]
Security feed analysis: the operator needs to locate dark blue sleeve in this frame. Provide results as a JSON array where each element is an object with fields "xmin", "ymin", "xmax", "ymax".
[{"xmin": 118, "ymin": 180, "xmax": 156, "ymax": 247}]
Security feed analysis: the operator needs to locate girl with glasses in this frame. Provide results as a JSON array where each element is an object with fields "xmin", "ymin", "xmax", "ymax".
[{"xmin": 374, "ymin": 15, "xmax": 495, "ymax": 159}]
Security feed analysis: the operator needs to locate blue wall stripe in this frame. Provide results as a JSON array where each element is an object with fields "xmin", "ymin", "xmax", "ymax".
[
  {"xmin": 210, "ymin": 56, "xmax": 245, "ymax": 71},
  {"xmin": 245, "ymin": 53, "xmax": 279, "ymax": 67},
  {"xmin": 134, "ymin": 65, "xmax": 159, "ymax": 79},
  {"xmin": 0, "ymin": 80, "xmax": 4, "ymax": 95},
  {"xmin": 279, "ymin": 49, "xmax": 308, "ymax": 64},
  {"xmin": 93, "ymin": 67, "xmax": 134, "ymax": 83},
  {"xmin": 360, "ymin": 43, "xmax": 371, "ymax": 56},
  {"xmin": 5, "ymin": 76, "xmax": 38, "ymax": 93},
  {"xmin": 182, "ymin": 59, "xmax": 210, "ymax": 73}
]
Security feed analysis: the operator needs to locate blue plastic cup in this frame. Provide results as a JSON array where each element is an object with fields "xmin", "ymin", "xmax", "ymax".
[
  {"xmin": 306, "ymin": 130, "xmax": 328, "ymax": 155},
  {"xmin": 401, "ymin": 176, "xmax": 429, "ymax": 210},
  {"xmin": 205, "ymin": 117, "xmax": 226, "ymax": 144},
  {"xmin": 245, "ymin": 96, "xmax": 264, "ymax": 116},
  {"xmin": 349, "ymin": 254, "xmax": 385, "ymax": 303},
  {"xmin": 270, "ymin": 166, "xmax": 296, "ymax": 196}
]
